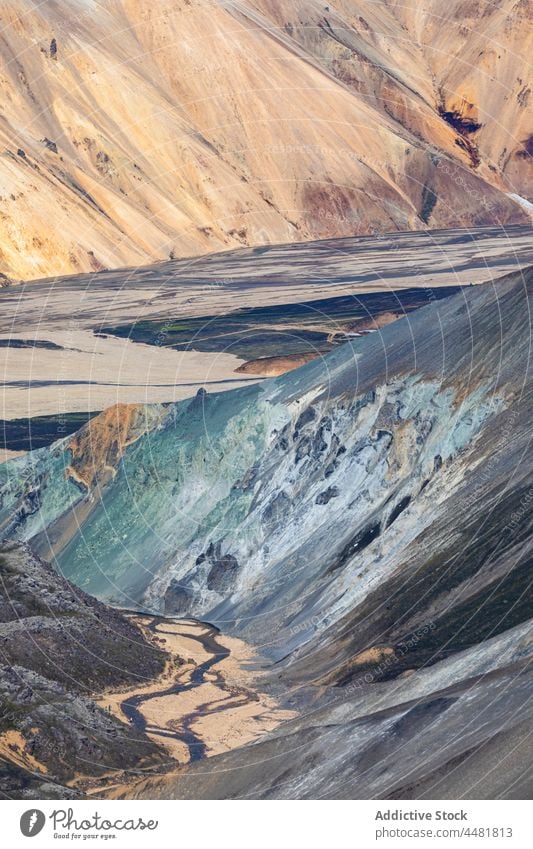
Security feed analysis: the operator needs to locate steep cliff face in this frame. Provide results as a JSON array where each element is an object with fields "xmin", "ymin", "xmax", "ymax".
[{"xmin": 0, "ymin": 0, "xmax": 530, "ymax": 281}]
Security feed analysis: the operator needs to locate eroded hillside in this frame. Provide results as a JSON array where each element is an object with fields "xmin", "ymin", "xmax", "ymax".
[
  {"xmin": 0, "ymin": 542, "xmax": 167, "ymax": 798},
  {"xmin": 0, "ymin": 266, "xmax": 531, "ymax": 799},
  {"xmin": 0, "ymin": 0, "xmax": 530, "ymax": 281}
]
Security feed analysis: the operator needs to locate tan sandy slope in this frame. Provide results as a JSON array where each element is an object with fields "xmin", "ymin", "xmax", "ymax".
[{"xmin": 0, "ymin": 0, "xmax": 530, "ymax": 281}]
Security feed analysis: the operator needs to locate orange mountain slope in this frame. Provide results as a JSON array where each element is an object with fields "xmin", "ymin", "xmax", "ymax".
[{"xmin": 0, "ymin": 0, "xmax": 530, "ymax": 281}]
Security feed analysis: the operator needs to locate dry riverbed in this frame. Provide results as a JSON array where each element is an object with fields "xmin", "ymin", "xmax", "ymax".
[{"xmin": 87, "ymin": 615, "xmax": 295, "ymax": 796}]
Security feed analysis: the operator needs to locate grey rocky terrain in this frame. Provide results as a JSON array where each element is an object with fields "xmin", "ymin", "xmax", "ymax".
[{"xmin": 0, "ymin": 542, "xmax": 166, "ymax": 799}]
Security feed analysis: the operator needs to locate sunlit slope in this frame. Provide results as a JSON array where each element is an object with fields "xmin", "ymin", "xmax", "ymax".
[{"xmin": 0, "ymin": 0, "xmax": 529, "ymax": 281}]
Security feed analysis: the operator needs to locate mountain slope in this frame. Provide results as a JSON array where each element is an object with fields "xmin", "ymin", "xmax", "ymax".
[
  {"xmin": 0, "ymin": 0, "xmax": 530, "ymax": 281},
  {"xmin": 0, "ymin": 541, "xmax": 166, "ymax": 799},
  {"xmin": 120, "ymin": 619, "xmax": 533, "ymax": 799},
  {"xmin": 0, "ymin": 267, "xmax": 531, "ymax": 798},
  {"xmin": 0, "ymin": 266, "xmax": 530, "ymax": 636}
]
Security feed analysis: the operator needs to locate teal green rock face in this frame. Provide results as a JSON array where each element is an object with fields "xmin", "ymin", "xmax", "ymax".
[
  {"xmin": 1, "ymin": 268, "xmax": 531, "ymax": 805},
  {"xmin": 0, "ymin": 440, "xmax": 82, "ymax": 538},
  {"xmin": 54, "ymin": 383, "xmax": 283, "ymax": 603}
]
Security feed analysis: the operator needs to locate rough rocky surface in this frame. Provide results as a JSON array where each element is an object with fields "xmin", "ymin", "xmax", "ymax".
[
  {"xmin": 0, "ymin": 1, "xmax": 530, "ymax": 281},
  {"xmin": 0, "ymin": 542, "xmax": 166, "ymax": 799},
  {"xmin": 2, "ymin": 267, "xmax": 529, "ymax": 623}
]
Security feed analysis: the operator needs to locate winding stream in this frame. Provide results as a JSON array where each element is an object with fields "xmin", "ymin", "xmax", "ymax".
[
  {"xmin": 91, "ymin": 614, "xmax": 297, "ymax": 798},
  {"xmin": 120, "ymin": 617, "xmax": 230, "ymax": 762}
]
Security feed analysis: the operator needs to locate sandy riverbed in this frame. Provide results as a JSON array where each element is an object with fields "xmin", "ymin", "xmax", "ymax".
[{"xmin": 95, "ymin": 617, "xmax": 296, "ymax": 786}]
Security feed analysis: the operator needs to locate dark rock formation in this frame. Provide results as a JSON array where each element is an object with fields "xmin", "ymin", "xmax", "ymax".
[{"xmin": 0, "ymin": 543, "xmax": 165, "ymax": 799}]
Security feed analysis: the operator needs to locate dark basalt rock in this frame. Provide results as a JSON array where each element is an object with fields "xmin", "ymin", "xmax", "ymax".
[
  {"xmin": 164, "ymin": 579, "xmax": 194, "ymax": 615},
  {"xmin": 262, "ymin": 491, "xmax": 291, "ymax": 528},
  {"xmin": 293, "ymin": 405, "xmax": 316, "ymax": 438},
  {"xmin": 274, "ymin": 422, "xmax": 292, "ymax": 452},
  {"xmin": 328, "ymin": 520, "xmax": 381, "ymax": 573},
  {"xmin": 316, "ymin": 486, "xmax": 340, "ymax": 505},
  {"xmin": 516, "ymin": 134, "xmax": 533, "ymax": 159},
  {"xmin": 311, "ymin": 426, "xmax": 329, "ymax": 456},
  {"xmin": 42, "ymin": 138, "xmax": 58, "ymax": 154},
  {"xmin": 386, "ymin": 494, "xmax": 411, "ymax": 527},
  {"xmin": 420, "ymin": 184, "xmax": 438, "ymax": 224},
  {"xmin": 196, "ymin": 541, "xmax": 241, "ymax": 594},
  {"xmin": 438, "ymin": 107, "xmax": 482, "ymax": 135},
  {"xmin": 207, "ymin": 554, "xmax": 240, "ymax": 594},
  {"xmin": 207, "ymin": 556, "xmax": 240, "ymax": 594}
]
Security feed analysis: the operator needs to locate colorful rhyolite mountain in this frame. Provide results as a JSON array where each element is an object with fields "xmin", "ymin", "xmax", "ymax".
[{"xmin": 0, "ymin": 0, "xmax": 531, "ymax": 281}]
